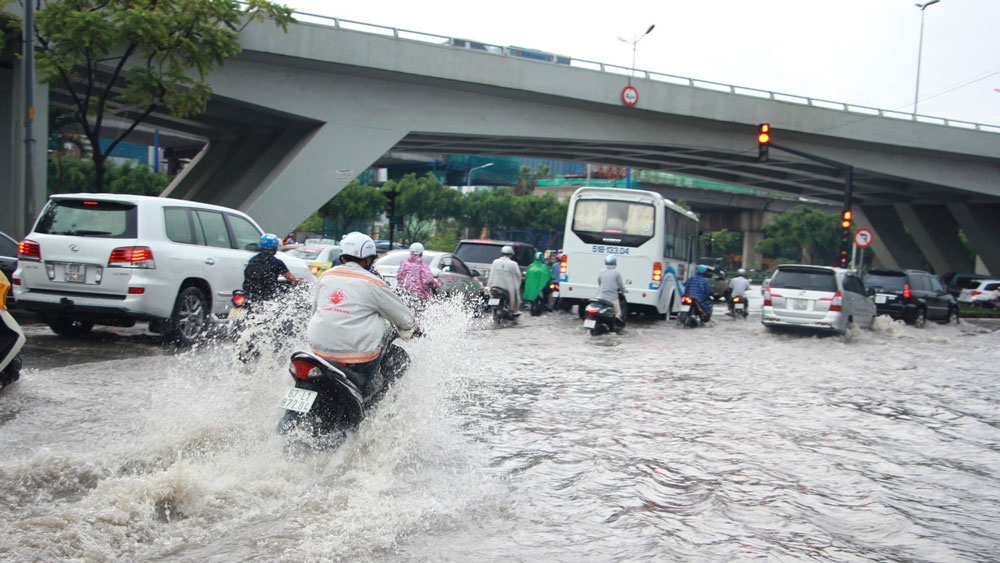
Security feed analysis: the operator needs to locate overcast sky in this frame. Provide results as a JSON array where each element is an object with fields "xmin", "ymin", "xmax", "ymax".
[{"xmin": 285, "ymin": 0, "xmax": 1000, "ymax": 127}]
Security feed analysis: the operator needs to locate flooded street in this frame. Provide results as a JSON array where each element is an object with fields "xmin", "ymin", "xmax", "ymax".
[{"xmin": 1, "ymin": 296, "xmax": 999, "ymax": 562}]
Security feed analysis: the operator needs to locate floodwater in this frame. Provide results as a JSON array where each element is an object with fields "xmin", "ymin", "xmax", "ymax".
[{"xmin": 1, "ymin": 294, "xmax": 999, "ymax": 562}]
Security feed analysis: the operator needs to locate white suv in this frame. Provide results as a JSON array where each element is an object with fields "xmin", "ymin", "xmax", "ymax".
[
  {"xmin": 12, "ymin": 193, "xmax": 309, "ymax": 345},
  {"xmin": 762, "ymin": 264, "xmax": 877, "ymax": 336}
]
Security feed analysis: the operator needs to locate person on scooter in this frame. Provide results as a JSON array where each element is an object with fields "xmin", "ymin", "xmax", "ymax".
[
  {"xmin": 597, "ymin": 255, "xmax": 625, "ymax": 322},
  {"xmin": 727, "ymin": 268, "xmax": 752, "ymax": 316},
  {"xmin": 487, "ymin": 245, "xmax": 523, "ymax": 313},
  {"xmin": 306, "ymin": 232, "xmax": 418, "ymax": 386},
  {"xmin": 396, "ymin": 242, "xmax": 441, "ymax": 305},
  {"xmin": 683, "ymin": 264, "xmax": 714, "ymax": 321},
  {"xmin": 243, "ymin": 233, "xmax": 305, "ymax": 302},
  {"xmin": 523, "ymin": 252, "xmax": 553, "ymax": 313}
]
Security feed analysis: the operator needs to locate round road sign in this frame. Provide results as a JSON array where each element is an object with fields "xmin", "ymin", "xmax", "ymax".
[
  {"xmin": 854, "ymin": 228, "xmax": 874, "ymax": 249},
  {"xmin": 621, "ymin": 85, "xmax": 639, "ymax": 107}
]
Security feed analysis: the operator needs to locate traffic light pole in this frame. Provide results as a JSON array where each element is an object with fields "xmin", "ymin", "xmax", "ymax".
[{"xmin": 767, "ymin": 142, "xmax": 854, "ymax": 266}]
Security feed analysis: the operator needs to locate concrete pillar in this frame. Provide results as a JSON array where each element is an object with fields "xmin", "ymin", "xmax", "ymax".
[
  {"xmin": 0, "ymin": 66, "xmax": 17, "ymax": 237},
  {"xmin": 741, "ymin": 230, "xmax": 764, "ymax": 270},
  {"xmin": 894, "ymin": 203, "xmax": 971, "ymax": 274},
  {"xmin": 947, "ymin": 202, "xmax": 999, "ymax": 276},
  {"xmin": 855, "ymin": 205, "xmax": 924, "ymax": 270}
]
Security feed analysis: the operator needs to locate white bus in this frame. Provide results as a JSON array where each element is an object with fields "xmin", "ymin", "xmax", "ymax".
[{"xmin": 558, "ymin": 187, "xmax": 699, "ymax": 318}]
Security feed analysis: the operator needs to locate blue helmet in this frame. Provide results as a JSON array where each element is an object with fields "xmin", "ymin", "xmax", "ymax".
[
  {"xmin": 605, "ymin": 255, "xmax": 617, "ymax": 266},
  {"xmin": 696, "ymin": 264, "xmax": 707, "ymax": 274},
  {"xmin": 259, "ymin": 233, "xmax": 280, "ymax": 250}
]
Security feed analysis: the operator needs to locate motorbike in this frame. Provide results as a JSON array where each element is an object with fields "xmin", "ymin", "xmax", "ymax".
[
  {"xmin": 529, "ymin": 280, "xmax": 558, "ymax": 317},
  {"xmin": 487, "ymin": 286, "xmax": 519, "ymax": 324},
  {"xmin": 582, "ymin": 293, "xmax": 627, "ymax": 336},
  {"xmin": 677, "ymin": 295, "xmax": 711, "ymax": 328},
  {"xmin": 276, "ymin": 328, "xmax": 410, "ymax": 441},
  {"xmin": 0, "ymin": 274, "xmax": 25, "ymax": 390},
  {"xmin": 729, "ymin": 295, "xmax": 749, "ymax": 319}
]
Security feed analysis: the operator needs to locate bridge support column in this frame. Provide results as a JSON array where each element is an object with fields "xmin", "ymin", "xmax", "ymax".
[
  {"xmin": 855, "ymin": 205, "xmax": 924, "ymax": 270},
  {"xmin": 947, "ymin": 203, "xmax": 999, "ymax": 275},
  {"xmin": 894, "ymin": 203, "xmax": 971, "ymax": 274},
  {"xmin": 741, "ymin": 230, "xmax": 763, "ymax": 271}
]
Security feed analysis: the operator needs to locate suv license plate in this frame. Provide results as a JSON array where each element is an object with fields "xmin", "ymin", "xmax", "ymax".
[
  {"xmin": 279, "ymin": 387, "xmax": 318, "ymax": 414},
  {"xmin": 875, "ymin": 294, "xmax": 887, "ymax": 304},
  {"xmin": 789, "ymin": 298, "xmax": 808, "ymax": 311},
  {"xmin": 64, "ymin": 263, "xmax": 86, "ymax": 283}
]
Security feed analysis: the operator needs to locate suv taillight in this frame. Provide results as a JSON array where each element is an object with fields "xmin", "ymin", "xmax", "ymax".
[
  {"xmin": 108, "ymin": 246, "xmax": 155, "ymax": 269},
  {"xmin": 829, "ymin": 291, "xmax": 843, "ymax": 312},
  {"xmin": 18, "ymin": 239, "xmax": 41, "ymax": 261},
  {"xmin": 903, "ymin": 283, "xmax": 911, "ymax": 299}
]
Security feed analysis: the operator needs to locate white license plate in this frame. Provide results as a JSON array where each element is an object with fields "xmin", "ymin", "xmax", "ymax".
[
  {"xmin": 488, "ymin": 298, "xmax": 500, "ymax": 306},
  {"xmin": 228, "ymin": 307, "xmax": 247, "ymax": 320},
  {"xmin": 64, "ymin": 263, "xmax": 86, "ymax": 283},
  {"xmin": 552, "ymin": 291, "xmax": 559, "ymax": 298},
  {"xmin": 875, "ymin": 294, "xmax": 887, "ymax": 304},
  {"xmin": 789, "ymin": 298, "xmax": 808, "ymax": 311},
  {"xmin": 279, "ymin": 387, "xmax": 318, "ymax": 413},
  {"xmin": 583, "ymin": 319, "xmax": 596, "ymax": 328}
]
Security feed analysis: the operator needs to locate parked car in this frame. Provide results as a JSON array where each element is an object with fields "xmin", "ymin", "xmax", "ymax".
[
  {"xmin": 863, "ymin": 269, "xmax": 959, "ymax": 327},
  {"xmin": 373, "ymin": 249, "xmax": 484, "ymax": 301},
  {"xmin": 453, "ymin": 239, "xmax": 536, "ymax": 284},
  {"xmin": 374, "ymin": 240, "xmax": 405, "ymax": 255},
  {"xmin": 11, "ymin": 193, "xmax": 313, "ymax": 345},
  {"xmin": 762, "ymin": 264, "xmax": 876, "ymax": 336},
  {"xmin": 939, "ymin": 271, "xmax": 986, "ymax": 299},
  {"xmin": 958, "ymin": 279, "xmax": 1000, "ymax": 308},
  {"xmin": 284, "ymin": 243, "xmax": 342, "ymax": 276},
  {"xmin": 0, "ymin": 231, "xmax": 17, "ymax": 307}
]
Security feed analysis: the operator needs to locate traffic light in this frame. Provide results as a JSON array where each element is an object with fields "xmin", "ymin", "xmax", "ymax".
[
  {"xmin": 840, "ymin": 209, "xmax": 852, "ymax": 229},
  {"xmin": 757, "ymin": 123, "xmax": 771, "ymax": 162},
  {"xmin": 839, "ymin": 209, "xmax": 852, "ymax": 266}
]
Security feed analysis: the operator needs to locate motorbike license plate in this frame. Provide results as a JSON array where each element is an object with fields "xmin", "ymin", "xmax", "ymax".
[
  {"xmin": 279, "ymin": 387, "xmax": 318, "ymax": 414},
  {"xmin": 228, "ymin": 307, "xmax": 247, "ymax": 320},
  {"xmin": 583, "ymin": 319, "xmax": 596, "ymax": 329},
  {"xmin": 488, "ymin": 298, "xmax": 500, "ymax": 306},
  {"xmin": 64, "ymin": 263, "xmax": 86, "ymax": 283},
  {"xmin": 552, "ymin": 291, "xmax": 559, "ymax": 298}
]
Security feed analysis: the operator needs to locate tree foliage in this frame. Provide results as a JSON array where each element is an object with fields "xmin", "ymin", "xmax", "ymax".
[
  {"xmin": 47, "ymin": 154, "xmax": 168, "ymax": 195},
  {"xmin": 755, "ymin": 206, "xmax": 841, "ymax": 265},
  {"xmin": 320, "ymin": 181, "xmax": 386, "ymax": 237},
  {"xmin": 12, "ymin": 0, "xmax": 293, "ymax": 190}
]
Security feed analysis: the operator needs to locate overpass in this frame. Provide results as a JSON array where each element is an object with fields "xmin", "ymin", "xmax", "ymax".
[{"xmin": 3, "ymin": 7, "xmax": 998, "ymax": 274}]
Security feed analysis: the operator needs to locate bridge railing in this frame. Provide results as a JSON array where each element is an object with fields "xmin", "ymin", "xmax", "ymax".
[{"xmin": 289, "ymin": 10, "xmax": 1000, "ymax": 135}]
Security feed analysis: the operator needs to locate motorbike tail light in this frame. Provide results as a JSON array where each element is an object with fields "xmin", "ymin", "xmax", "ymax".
[
  {"xmin": 290, "ymin": 358, "xmax": 322, "ymax": 381},
  {"xmin": 585, "ymin": 305, "xmax": 599, "ymax": 317},
  {"xmin": 903, "ymin": 284, "xmax": 911, "ymax": 299},
  {"xmin": 490, "ymin": 288, "xmax": 502, "ymax": 298},
  {"xmin": 310, "ymin": 265, "xmax": 322, "ymax": 276},
  {"xmin": 18, "ymin": 239, "xmax": 41, "ymax": 261},
  {"xmin": 652, "ymin": 262, "xmax": 663, "ymax": 283},
  {"xmin": 108, "ymin": 246, "xmax": 155, "ymax": 269},
  {"xmin": 560, "ymin": 254, "xmax": 567, "ymax": 276},
  {"xmin": 232, "ymin": 293, "xmax": 247, "ymax": 307},
  {"xmin": 732, "ymin": 296, "xmax": 742, "ymax": 303},
  {"xmin": 681, "ymin": 295, "xmax": 694, "ymax": 305}
]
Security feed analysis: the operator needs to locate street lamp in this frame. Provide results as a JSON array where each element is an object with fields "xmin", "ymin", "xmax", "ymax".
[
  {"xmin": 618, "ymin": 24, "xmax": 655, "ymax": 86},
  {"xmin": 466, "ymin": 162, "xmax": 494, "ymax": 187},
  {"xmin": 913, "ymin": 0, "xmax": 940, "ymax": 115}
]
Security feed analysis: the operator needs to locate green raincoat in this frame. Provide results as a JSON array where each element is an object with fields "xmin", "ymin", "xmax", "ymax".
[{"xmin": 523, "ymin": 255, "xmax": 552, "ymax": 302}]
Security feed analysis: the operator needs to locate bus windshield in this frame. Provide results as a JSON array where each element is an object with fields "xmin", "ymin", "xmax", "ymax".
[{"xmin": 571, "ymin": 199, "xmax": 655, "ymax": 246}]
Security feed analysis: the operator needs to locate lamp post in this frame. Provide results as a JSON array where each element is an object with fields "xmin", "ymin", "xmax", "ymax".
[
  {"xmin": 466, "ymin": 162, "xmax": 494, "ymax": 187},
  {"xmin": 913, "ymin": 0, "xmax": 940, "ymax": 115},
  {"xmin": 618, "ymin": 24, "xmax": 655, "ymax": 86}
]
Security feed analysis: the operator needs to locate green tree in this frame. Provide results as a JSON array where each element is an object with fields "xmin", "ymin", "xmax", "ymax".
[
  {"xmin": 515, "ymin": 164, "xmax": 551, "ymax": 197},
  {"xmin": 700, "ymin": 229, "xmax": 742, "ymax": 259},
  {"xmin": 755, "ymin": 206, "xmax": 840, "ymax": 264},
  {"xmin": 391, "ymin": 172, "xmax": 462, "ymax": 242},
  {"xmin": 10, "ymin": 0, "xmax": 293, "ymax": 191},
  {"xmin": 47, "ymin": 154, "xmax": 167, "ymax": 195},
  {"xmin": 320, "ymin": 181, "xmax": 385, "ymax": 238}
]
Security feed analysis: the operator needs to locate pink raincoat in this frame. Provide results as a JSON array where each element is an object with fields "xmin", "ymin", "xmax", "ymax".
[{"xmin": 397, "ymin": 254, "xmax": 441, "ymax": 301}]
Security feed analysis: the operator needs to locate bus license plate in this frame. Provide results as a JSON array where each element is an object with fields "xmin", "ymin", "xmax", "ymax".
[
  {"xmin": 64, "ymin": 263, "xmax": 86, "ymax": 283},
  {"xmin": 278, "ymin": 387, "xmax": 318, "ymax": 414}
]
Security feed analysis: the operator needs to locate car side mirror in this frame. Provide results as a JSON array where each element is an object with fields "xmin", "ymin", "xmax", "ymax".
[{"xmin": 471, "ymin": 269, "xmax": 482, "ymax": 277}]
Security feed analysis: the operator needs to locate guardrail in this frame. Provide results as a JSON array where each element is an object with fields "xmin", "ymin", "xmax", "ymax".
[{"xmin": 289, "ymin": 10, "xmax": 1000, "ymax": 135}]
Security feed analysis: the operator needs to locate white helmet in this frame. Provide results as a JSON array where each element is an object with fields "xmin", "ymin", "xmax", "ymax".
[
  {"xmin": 501, "ymin": 245, "xmax": 514, "ymax": 256},
  {"xmin": 738, "ymin": 268, "xmax": 746, "ymax": 275},
  {"xmin": 409, "ymin": 242, "xmax": 425, "ymax": 255},
  {"xmin": 340, "ymin": 232, "xmax": 377, "ymax": 259}
]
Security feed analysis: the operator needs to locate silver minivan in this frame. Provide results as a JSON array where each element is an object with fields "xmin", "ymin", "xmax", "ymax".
[{"xmin": 762, "ymin": 264, "xmax": 876, "ymax": 336}]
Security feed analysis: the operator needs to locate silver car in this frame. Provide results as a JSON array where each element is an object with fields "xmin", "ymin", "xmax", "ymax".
[
  {"xmin": 762, "ymin": 264, "xmax": 876, "ymax": 336},
  {"xmin": 373, "ymin": 250, "xmax": 483, "ymax": 299}
]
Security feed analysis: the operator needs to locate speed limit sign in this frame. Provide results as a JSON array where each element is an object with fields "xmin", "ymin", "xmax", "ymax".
[{"xmin": 853, "ymin": 228, "xmax": 874, "ymax": 249}]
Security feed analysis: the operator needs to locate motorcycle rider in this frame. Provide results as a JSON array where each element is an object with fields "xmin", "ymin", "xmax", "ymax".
[
  {"xmin": 523, "ymin": 252, "xmax": 553, "ymax": 312},
  {"xmin": 727, "ymin": 268, "xmax": 752, "ymax": 315},
  {"xmin": 243, "ymin": 233, "xmax": 305, "ymax": 302},
  {"xmin": 306, "ymin": 232, "xmax": 418, "ymax": 387},
  {"xmin": 683, "ymin": 264, "xmax": 714, "ymax": 321},
  {"xmin": 487, "ymin": 245, "xmax": 523, "ymax": 313},
  {"xmin": 597, "ymin": 255, "xmax": 625, "ymax": 321},
  {"xmin": 396, "ymin": 242, "xmax": 441, "ymax": 305}
]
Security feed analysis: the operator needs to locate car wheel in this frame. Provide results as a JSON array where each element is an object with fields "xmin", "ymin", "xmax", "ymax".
[
  {"xmin": 169, "ymin": 286, "xmax": 209, "ymax": 345},
  {"xmin": 48, "ymin": 318, "xmax": 94, "ymax": 337},
  {"xmin": 945, "ymin": 307, "xmax": 960, "ymax": 325},
  {"xmin": 911, "ymin": 307, "xmax": 927, "ymax": 329}
]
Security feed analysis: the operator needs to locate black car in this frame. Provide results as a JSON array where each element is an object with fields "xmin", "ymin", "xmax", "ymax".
[
  {"xmin": 863, "ymin": 269, "xmax": 959, "ymax": 327},
  {"xmin": 0, "ymin": 231, "xmax": 18, "ymax": 306}
]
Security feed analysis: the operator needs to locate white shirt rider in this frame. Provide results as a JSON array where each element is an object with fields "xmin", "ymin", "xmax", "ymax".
[{"xmin": 487, "ymin": 248, "xmax": 523, "ymax": 312}]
